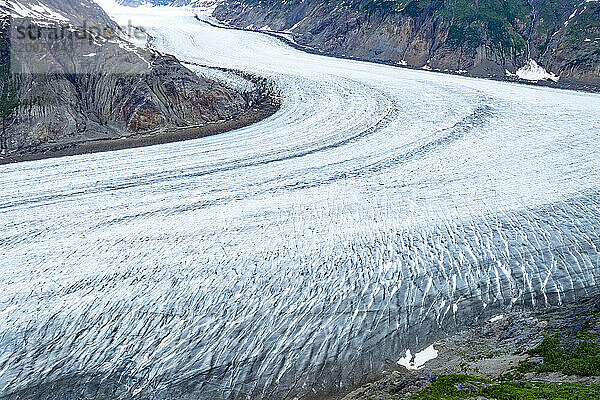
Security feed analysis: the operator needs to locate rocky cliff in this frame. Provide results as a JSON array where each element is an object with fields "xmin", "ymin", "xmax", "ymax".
[
  {"xmin": 0, "ymin": 0, "xmax": 261, "ymax": 156},
  {"xmin": 211, "ymin": 0, "xmax": 599, "ymax": 89}
]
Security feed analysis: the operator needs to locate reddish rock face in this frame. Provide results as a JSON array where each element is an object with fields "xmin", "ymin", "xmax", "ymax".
[
  {"xmin": 0, "ymin": 0, "xmax": 257, "ymax": 154},
  {"xmin": 126, "ymin": 100, "xmax": 165, "ymax": 133}
]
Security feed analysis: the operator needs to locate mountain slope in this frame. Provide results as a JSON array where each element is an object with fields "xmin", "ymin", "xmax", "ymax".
[
  {"xmin": 211, "ymin": 0, "xmax": 599, "ymax": 88},
  {"xmin": 0, "ymin": 0, "xmax": 265, "ymax": 157}
]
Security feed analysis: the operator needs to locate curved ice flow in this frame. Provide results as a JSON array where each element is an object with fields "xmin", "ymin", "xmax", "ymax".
[{"xmin": 1, "ymin": 5, "xmax": 600, "ymax": 399}]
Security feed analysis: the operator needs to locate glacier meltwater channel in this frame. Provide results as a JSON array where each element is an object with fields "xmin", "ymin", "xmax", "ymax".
[{"xmin": 1, "ymin": 3, "xmax": 600, "ymax": 399}]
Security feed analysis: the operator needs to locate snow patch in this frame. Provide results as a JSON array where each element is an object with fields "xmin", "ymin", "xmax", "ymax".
[
  {"xmin": 286, "ymin": 17, "xmax": 307, "ymax": 32},
  {"xmin": 565, "ymin": 9, "xmax": 578, "ymax": 26},
  {"xmin": 488, "ymin": 314, "xmax": 504, "ymax": 323},
  {"xmin": 91, "ymin": 0, "xmax": 154, "ymax": 49},
  {"xmin": 516, "ymin": 59, "xmax": 559, "ymax": 82},
  {"xmin": 1, "ymin": 0, "xmax": 69, "ymax": 22},
  {"xmin": 398, "ymin": 345, "xmax": 439, "ymax": 370}
]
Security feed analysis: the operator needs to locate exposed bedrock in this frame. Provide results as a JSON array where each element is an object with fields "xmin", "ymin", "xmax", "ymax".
[
  {"xmin": 213, "ymin": 0, "xmax": 600, "ymax": 89},
  {"xmin": 0, "ymin": 0, "xmax": 265, "ymax": 155}
]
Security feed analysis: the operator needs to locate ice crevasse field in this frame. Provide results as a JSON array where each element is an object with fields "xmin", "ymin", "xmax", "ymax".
[{"xmin": 1, "ymin": 2, "xmax": 600, "ymax": 399}]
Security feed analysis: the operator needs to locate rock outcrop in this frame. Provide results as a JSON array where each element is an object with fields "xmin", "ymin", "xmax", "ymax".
[
  {"xmin": 0, "ymin": 0, "xmax": 261, "ymax": 156},
  {"xmin": 327, "ymin": 297, "xmax": 600, "ymax": 399},
  {"xmin": 211, "ymin": 0, "xmax": 599, "ymax": 89}
]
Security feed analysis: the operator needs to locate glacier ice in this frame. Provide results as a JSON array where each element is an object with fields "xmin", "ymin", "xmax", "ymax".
[{"xmin": 0, "ymin": 3, "xmax": 600, "ymax": 399}]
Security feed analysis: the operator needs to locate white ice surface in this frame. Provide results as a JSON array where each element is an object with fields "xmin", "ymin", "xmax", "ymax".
[
  {"xmin": 516, "ymin": 59, "xmax": 559, "ymax": 82},
  {"xmin": 0, "ymin": 0, "xmax": 69, "ymax": 21},
  {"xmin": 398, "ymin": 344, "xmax": 438, "ymax": 370},
  {"xmin": 1, "ymin": 2, "xmax": 600, "ymax": 399}
]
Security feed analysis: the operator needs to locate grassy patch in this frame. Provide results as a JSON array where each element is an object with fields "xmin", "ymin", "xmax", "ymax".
[
  {"xmin": 516, "ymin": 335, "xmax": 600, "ymax": 376},
  {"xmin": 446, "ymin": 24, "xmax": 482, "ymax": 48},
  {"xmin": 412, "ymin": 374, "xmax": 600, "ymax": 399},
  {"xmin": 412, "ymin": 374, "xmax": 489, "ymax": 400},
  {"xmin": 481, "ymin": 381, "xmax": 600, "ymax": 400},
  {"xmin": 577, "ymin": 319, "xmax": 600, "ymax": 341},
  {"xmin": 0, "ymin": 34, "xmax": 20, "ymax": 133},
  {"xmin": 436, "ymin": 0, "xmax": 530, "ymax": 48}
]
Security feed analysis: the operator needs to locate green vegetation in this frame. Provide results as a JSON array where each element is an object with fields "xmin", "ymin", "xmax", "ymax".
[
  {"xmin": 577, "ymin": 319, "xmax": 600, "ymax": 341},
  {"xmin": 331, "ymin": 0, "xmax": 532, "ymax": 50},
  {"xmin": 412, "ymin": 374, "xmax": 489, "ymax": 399},
  {"xmin": 0, "ymin": 65, "xmax": 19, "ymax": 118},
  {"xmin": 436, "ymin": 0, "xmax": 530, "ymax": 50},
  {"xmin": 562, "ymin": 4, "xmax": 600, "ymax": 68},
  {"xmin": 337, "ymin": 0, "xmax": 535, "ymax": 51},
  {"xmin": 0, "ymin": 33, "xmax": 19, "ymax": 152},
  {"xmin": 446, "ymin": 24, "xmax": 482, "ymax": 48},
  {"xmin": 412, "ymin": 374, "xmax": 600, "ymax": 400},
  {"xmin": 516, "ymin": 335, "xmax": 600, "ymax": 376},
  {"xmin": 414, "ymin": 314, "xmax": 600, "ymax": 399},
  {"xmin": 482, "ymin": 381, "xmax": 600, "ymax": 400}
]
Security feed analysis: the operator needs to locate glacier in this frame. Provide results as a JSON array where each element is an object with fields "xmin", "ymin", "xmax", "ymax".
[{"xmin": 1, "ymin": 3, "xmax": 600, "ymax": 399}]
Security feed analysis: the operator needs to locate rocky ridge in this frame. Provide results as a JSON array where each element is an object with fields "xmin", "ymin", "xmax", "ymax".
[{"xmin": 0, "ymin": 0, "xmax": 268, "ymax": 158}]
